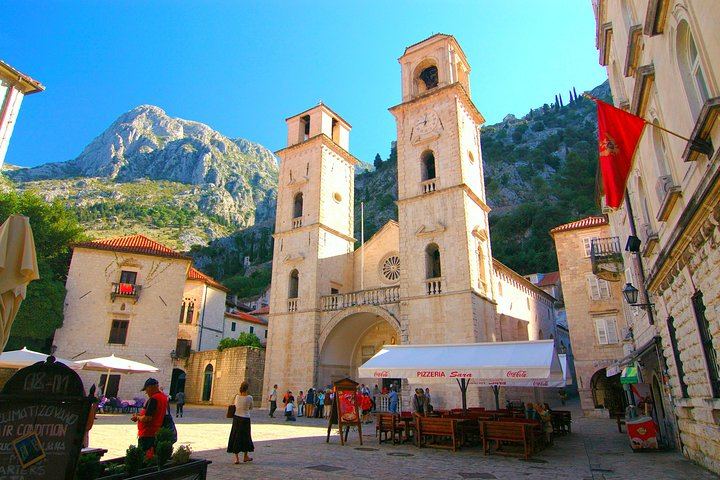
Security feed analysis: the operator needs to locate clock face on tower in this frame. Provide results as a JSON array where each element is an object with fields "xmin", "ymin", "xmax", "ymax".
[{"xmin": 412, "ymin": 110, "xmax": 442, "ymax": 144}]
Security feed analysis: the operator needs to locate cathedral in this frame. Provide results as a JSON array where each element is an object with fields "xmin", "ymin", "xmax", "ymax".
[{"xmin": 263, "ymin": 34, "xmax": 557, "ymax": 409}]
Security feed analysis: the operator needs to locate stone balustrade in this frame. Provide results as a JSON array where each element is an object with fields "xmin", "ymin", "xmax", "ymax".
[{"xmin": 320, "ymin": 286, "xmax": 400, "ymax": 311}]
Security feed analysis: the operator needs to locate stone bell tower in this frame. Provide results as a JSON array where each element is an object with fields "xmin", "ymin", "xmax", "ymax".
[
  {"xmin": 264, "ymin": 103, "xmax": 359, "ymax": 392},
  {"xmin": 390, "ymin": 34, "xmax": 497, "ymax": 345}
]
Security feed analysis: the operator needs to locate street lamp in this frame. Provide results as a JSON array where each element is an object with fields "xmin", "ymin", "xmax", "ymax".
[{"xmin": 622, "ymin": 282, "xmax": 654, "ymax": 311}]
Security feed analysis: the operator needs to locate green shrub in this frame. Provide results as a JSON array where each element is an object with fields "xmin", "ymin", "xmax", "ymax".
[{"xmin": 125, "ymin": 445, "xmax": 145, "ymax": 476}]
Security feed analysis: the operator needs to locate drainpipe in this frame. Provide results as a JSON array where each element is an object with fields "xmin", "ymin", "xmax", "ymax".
[{"xmin": 623, "ymin": 191, "xmax": 655, "ymax": 326}]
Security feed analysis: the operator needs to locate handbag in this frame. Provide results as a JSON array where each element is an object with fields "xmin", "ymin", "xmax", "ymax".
[
  {"xmin": 226, "ymin": 404, "xmax": 236, "ymax": 418},
  {"xmin": 162, "ymin": 405, "xmax": 178, "ymax": 444}
]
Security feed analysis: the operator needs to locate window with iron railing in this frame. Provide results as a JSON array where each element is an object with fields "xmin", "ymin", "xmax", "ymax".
[{"xmin": 692, "ymin": 291, "xmax": 720, "ymax": 397}]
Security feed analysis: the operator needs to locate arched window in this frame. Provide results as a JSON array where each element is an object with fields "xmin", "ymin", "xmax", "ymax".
[
  {"xmin": 414, "ymin": 61, "xmax": 439, "ymax": 95},
  {"xmin": 293, "ymin": 192, "xmax": 304, "ymax": 218},
  {"xmin": 185, "ymin": 301, "xmax": 194, "ymax": 324},
  {"xmin": 421, "ymin": 150, "xmax": 436, "ymax": 181},
  {"xmin": 425, "ymin": 244, "xmax": 441, "ymax": 279},
  {"xmin": 419, "ymin": 66, "xmax": 438, "ymax": 90},
  {"xmin": 288, "ymin": 269, "xmax": 299, "ymax": 298},
  {"xmin": 637, "ymin": 177, "xmax": 654, "ymax": 232},
  {"xmin": 652, "ymin": 119, "xmax": 671, "ymax": 178},
  {"xmin": 179, "ymin": 301, "xmax": 186, "ymax": 323},
  {"xmin": 676, "ymin": 20, "xmax": 710, "ymax": 120}
]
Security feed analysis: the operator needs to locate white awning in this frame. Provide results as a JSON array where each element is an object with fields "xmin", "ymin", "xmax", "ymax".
[{"xmin": 358, "ymin": 340, "xmax": 566, "ymax": 388}]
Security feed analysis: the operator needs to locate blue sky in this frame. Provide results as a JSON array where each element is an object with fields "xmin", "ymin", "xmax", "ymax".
[{"xmin": 3, "ymin": 1, "xmax": 607, "ymax": 168}]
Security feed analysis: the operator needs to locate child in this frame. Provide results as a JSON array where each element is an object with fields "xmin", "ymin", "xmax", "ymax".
[{"xmin": 360, "ymin": 392, "xmax": 373, "ymax": 424}]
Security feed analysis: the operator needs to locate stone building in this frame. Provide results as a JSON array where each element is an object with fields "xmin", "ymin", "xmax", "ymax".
[
  {"xmin": 223, "ymin": 311, "xmax": 268, "ymax": 345},
  {"xmin": 550, "ymin": 217, "xmax": 630, "ymax": 416},
  {"xmin": 0, "ymin": 60, "xmax": 44, "ymax": 169},
  {"xmin": 53, "ymin": 235, "xmax": 228, "ymax": 400},
  {"xmin": 594, "ymin": 0, "xmax": 720, "ymax": 472},
  {"xmin": 264, "ymin": 34, "xmax": 558, "ymax": 410}
]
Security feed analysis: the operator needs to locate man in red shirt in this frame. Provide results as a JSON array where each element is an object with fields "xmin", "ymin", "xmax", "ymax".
[{"xmin": 131, "ymin": 378, "xmax": 168, "ymax": 452}]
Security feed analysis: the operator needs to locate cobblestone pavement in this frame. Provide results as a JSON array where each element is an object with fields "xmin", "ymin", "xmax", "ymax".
[{"xmin": 89, "ymin": 401, "xmax": 718, "ymax": 479}]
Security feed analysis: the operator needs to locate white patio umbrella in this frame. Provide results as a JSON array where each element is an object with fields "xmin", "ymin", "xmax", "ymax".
[
  {"xmin": 0, "ymin": 346, "xmax": 82, "ymax": 370},
  {"xmin": 0, "ymin": 215, "xmax": 40, "ymax": 350},
  {"xmin": 76, "ymin": 354, "xmax": 159, "ymax": 396}
]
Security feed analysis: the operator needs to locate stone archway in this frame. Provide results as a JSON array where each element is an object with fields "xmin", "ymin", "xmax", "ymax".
[{"xmin": 317, "ymin": 307, "xmax": 400, "ymax": 389}]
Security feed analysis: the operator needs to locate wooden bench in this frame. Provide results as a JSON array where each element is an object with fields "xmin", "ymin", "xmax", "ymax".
[
  {"xmin": 497, "ymin": 417, "xmax": 545, "ymax": 452},
  {"xmin": 480, "ymin": 420, "xmax": 533, "ymax": 460},
  {"xmin": 416, "ymin": 416, "xmax": 461, "ymax": 451}
]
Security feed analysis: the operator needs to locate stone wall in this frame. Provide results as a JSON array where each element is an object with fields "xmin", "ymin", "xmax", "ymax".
[{"xmin": 184, "ymin": 346, "xmax": 265, "ymax": 407}]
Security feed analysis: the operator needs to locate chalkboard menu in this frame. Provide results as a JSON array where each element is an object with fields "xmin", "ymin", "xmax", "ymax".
[{"xmin": 0, "ymin": 357, "xmax": 93, "ymax": 479}]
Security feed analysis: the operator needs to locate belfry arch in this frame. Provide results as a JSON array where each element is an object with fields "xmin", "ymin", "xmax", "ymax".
[{"xmin": 318, "ymin": 306, "xmax": 401, "ymax": 387}]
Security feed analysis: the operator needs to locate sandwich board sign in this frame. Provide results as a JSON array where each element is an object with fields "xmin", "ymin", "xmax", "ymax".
[
  {"xmin": 0, "ymin": 357, "xmax": 94, "ymax": 479},
  {"xmin": 326, "ymin": 378, "xmax": 362, "ymax": 446}
]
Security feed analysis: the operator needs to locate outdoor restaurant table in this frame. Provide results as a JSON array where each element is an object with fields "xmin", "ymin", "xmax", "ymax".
[{"xmin": 399, "ymin": 412, "xmax": 416, "ymax": 443}]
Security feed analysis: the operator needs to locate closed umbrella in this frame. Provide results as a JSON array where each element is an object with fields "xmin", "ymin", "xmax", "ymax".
[
  {"xmin": 0, "ymin": 215, "xmax": 39, "ymax": 350},
  {"xmin": 76, "ymin": 354, "xmax": 159, "ymax": 396},
  {"xmin": 0, "ymin": 346, "xmax": 82, "ymax": 370}
]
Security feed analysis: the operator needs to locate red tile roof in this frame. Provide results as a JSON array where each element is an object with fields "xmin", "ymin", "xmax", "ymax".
[
  {"xmin": 549, "ymin": 216, "xmax": 608, "ymax": 235},
  {"xmin": 249, "ymin": 306, "xmax": 269, "ymax": 315},
  {"xmin": 188, "ymin": 267, "xmax": 229, "ymax": 292},
  {"xmin": 537, "ymin": 272, "xmax": 560, "ymax": 287},
  {"xmin": 225, "ymin": 311, "xmax": 268, "ymax": 326},
  {"xmin": 71, "ymin": 234, "xmax": 191, "ymax": 260}
]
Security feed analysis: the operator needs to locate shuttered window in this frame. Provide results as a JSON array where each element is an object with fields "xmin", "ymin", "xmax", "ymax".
[
  {"xmin": 595, "ymin": 317, "xmax": 619, "ymax": 345},
  {"xmin": 587, "ymin": 275, "xmax": 611, "ymax": 300}
]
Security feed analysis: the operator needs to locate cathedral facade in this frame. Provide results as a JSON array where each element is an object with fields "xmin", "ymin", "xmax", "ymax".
[{"xmin": 263, "ymin": 35, "xmax": 556, "ymax": 409}]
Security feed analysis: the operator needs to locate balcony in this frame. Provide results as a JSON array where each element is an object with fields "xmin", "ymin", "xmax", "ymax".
[
  {"xmin": 591, "ymin": 237, "xmax": 624, "ymax": 282},
  {"xmin": 288, "ymin": 298, "xmax": 298, "ymax": 312},
  {"xmin": 320, "ymin": 286, "xmax": 400, "ymax": 311},
  {"xmin": 421, "ymin": 179, "xmax": 437, "ymax": 194},
  {"xmin": 292, "ymin": 217, "xmax": 303, "ymax": 229},
  {"xmin": 426, "ymin": 278, "xmax": 443, "ymax": 295},
  {"xmin": 111, "ymin": 282, "xmax": 142, "ymax": 303}
]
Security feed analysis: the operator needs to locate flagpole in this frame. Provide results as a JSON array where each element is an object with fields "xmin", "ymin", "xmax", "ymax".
[
  {"xmin": 582, "ymin": 93, "xmax": 702, "ymax": 145},
  {"xmin": 361, "ymin": 202, "xmax": 365, "ymax": 291}
]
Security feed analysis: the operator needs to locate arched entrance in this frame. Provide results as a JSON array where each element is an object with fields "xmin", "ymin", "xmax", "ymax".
[
  {"xmin": 590, "ymin": 368, "xmax": 625, "ymax": 413},
  {"xmin": 169, "ymin": 368, "xmax": 186, "ymax": 398},
  {"xmin": 202, "ymin": 364, "xmax": 213, "ymax": 401},
  {"xmin": 318, "ymin": 309, "xmax": 400, "ymax": 389}
]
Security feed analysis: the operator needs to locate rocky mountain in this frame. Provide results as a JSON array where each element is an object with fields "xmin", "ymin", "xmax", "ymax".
[{"xmin": 6, "ymin": 105, "xmax": 280, "ymax": 249}]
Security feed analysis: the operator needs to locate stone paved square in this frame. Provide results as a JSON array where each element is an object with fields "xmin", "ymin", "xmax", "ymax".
[{"xmin": 87, "ymin": 402, "xmax": 719, "ymax": 479}]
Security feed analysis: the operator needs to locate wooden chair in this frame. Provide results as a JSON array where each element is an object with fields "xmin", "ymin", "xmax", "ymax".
[{"xmin": 376, "ymin": 413, "xmax": 394, "ymax": 443}]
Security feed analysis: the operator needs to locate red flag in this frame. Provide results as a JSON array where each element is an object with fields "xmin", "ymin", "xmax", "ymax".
[{"xmin": 595, "ymin": 99, "xmax": 646, "ymax": 208}]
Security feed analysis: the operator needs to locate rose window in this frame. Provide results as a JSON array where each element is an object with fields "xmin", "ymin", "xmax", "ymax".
[{"xmin": 382, "ymin": 255, "xmax": 401, "ymax": 282}]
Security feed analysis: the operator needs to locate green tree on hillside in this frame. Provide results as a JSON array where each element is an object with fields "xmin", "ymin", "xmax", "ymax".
[{"xmin": 0, "ymin": 191, "xmax": 87, "ymax": 352}]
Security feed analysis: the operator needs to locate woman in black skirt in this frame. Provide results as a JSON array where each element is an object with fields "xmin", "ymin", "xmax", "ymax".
[{"xmin": 227, "ymin": 381, "xmax": 254, "ymax": 463}]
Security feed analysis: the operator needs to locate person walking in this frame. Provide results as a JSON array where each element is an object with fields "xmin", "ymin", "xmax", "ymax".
[
  {"xmin": 131, "ymin": 378, "xmax": 168, "ymax": 453},
  {"xmin": 175, "ymin": 391, "xmax": 185, "ymax": 418},
  {"xmin": 268, "ymin": 384, "xmax": 278, "ymax": 418},
  {"xmin": 387, "ymin": 385, "xmax": 399, "ymax": 414},
  {"xmin": 227, "ymin": 381, "xmax": 254, "ymax": 464}
]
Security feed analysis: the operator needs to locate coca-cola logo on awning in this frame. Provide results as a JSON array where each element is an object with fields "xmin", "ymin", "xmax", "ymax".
[
  {"xmin": 506, "ymin": 370, "xmax": 528, "ymax": 378},
  {"xmin": 373, "ymin": 371, "xmax": 389, "ymax": 378}
]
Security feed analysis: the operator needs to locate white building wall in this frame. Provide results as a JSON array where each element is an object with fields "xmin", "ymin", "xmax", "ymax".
[{"xmin": 54, "ymin": 248, "xmax": 190, "ymax": 400}]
